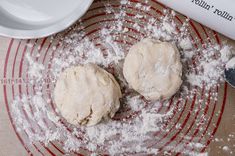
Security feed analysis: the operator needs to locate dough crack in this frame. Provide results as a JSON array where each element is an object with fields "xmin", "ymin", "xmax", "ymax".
[{"xmin": 80, "ymin": 106, "xmax": 93, "ymax": 125}]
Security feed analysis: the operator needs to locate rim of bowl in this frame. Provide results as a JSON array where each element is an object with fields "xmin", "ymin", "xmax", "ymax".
[{"xmin": 0, "ymin": 0, "xmax": 93, "ymax": 39}]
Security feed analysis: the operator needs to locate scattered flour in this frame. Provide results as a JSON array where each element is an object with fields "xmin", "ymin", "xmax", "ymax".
[
  {"xmin": 226, "ymin": 57, "xmax": 235, "ymax": 69},
  {"xmin": 10, "ymin": 0, "xmax": 235, "ymax": 155},
  {"xmin": 222, "ymin": 146, "xmax": 229, "ymax": 151},
  {"xmin": 220, "ymin": 45, "xmax": 233, "ymax": 62},
  {"xmin": 126, "ymin": 95, "xmax": 144, "ymax": 111},
  {"xmin": 179, "ymin": 37, "xmax": 193, "ymax": 50},
  {"xmin": 186, "ymin": 45, "xmax": 234, "ymax": 89},
  {"xmin": 26, "ymin": 53, "xmax": 45, "ymax": 82}
]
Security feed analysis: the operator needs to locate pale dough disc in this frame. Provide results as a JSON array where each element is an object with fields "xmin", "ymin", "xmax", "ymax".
[
  {"xmin": 123, "ymin": 38, "xmax": 182, "ymax": 100},
  {"xmin": 54, "ymin": 63, "xmax": 122, "ymax": 126}
]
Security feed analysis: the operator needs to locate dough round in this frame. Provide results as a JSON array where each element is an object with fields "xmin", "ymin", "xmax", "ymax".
[
  {"xmin": 123, "ymin": 38, "xmax": 182, "ymax": 100},
  {"xmin": 54, "ymin": 63, "xmax": 122, "ymax": 126}
]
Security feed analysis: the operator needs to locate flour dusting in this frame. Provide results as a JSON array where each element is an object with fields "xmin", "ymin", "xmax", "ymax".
[
  {"xmin": 10, "ymin": 0, "xmax": 235, "ymax": 155},
  {"xmin": 226, "ymin": 57, "xmax": 235, "ymax": 69}
]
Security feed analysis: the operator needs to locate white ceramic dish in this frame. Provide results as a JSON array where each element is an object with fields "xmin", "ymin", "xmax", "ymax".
[{"xmin": 0, "ymin": 0, "xmax": 93, "ymax": 39}]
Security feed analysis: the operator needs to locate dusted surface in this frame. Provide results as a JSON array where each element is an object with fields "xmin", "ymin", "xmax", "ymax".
[{"xmin": 0, "ymin": 1, "xmax": 235, "ymax": 155}]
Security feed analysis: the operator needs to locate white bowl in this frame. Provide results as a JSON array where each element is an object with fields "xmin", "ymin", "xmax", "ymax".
[{"xmin": 0, "ymin": 0, "xmax": 93, "ymax": 39}]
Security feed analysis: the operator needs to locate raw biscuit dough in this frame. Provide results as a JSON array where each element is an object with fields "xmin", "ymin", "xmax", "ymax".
[
  {"xmin": 123, "ymin": 38, "xmax": 182, "ymax": 100},
  {"xmin": 54, "ymin": 63, "xmax": 122, "ymax": 126}
]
